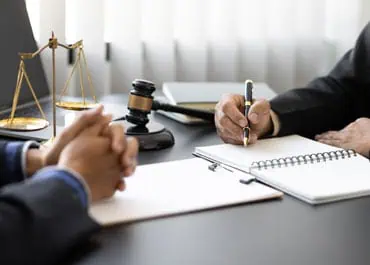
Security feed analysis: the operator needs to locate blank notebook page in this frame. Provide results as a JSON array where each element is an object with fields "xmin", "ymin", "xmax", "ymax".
[
  {"xmin": 194, "ymin": 135, "xmax": 340, "ymax": 172},
  {"xmin": 89, "ymin": 158, "xmax": 282, "ymax": 226},
  {"xmin": 251, "ymin": 154, "xmax": 370, "ymax": 204}
]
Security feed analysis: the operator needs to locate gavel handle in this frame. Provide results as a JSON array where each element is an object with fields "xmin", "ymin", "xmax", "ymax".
[{"xmin": 152, "ymin": 100, "xmax": 215, "ymax": 122}]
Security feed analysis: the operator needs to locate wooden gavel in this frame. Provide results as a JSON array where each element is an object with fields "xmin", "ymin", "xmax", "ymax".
[{"xmin": 125, "ymin": 79, "xmax": 215, "ymax": 126}]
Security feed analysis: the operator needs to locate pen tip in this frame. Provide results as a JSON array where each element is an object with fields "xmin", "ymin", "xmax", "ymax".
[{"xmin": 245, "ymin": 79, "xmax": 253, "ymax": 85}]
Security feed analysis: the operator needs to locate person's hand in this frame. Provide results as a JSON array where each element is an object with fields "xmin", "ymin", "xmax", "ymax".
[
  {"xmin": 44, "ymin": 105, "xmax": 108, "ymax": 166},
  {"xmin": 315, "ymin": 118, "xmax": 370, "ymax": 157},
  {"xmin": 102, "ymin": 122, "xmax": 139, "ymax": 191},
  {"xmin": 25, "ymin": 105, "xmax": 107, "ymax": 176},
  {"xmin": 26, "ymin": 106, "xmax": 139, "ymax": 192},
  {"xmin": 58, "ymin": 119, "xmax": 122, "ymax": 202},
  {"xmin": 215, "ymin": 94, "xmax": 273, "ymax": 145}
]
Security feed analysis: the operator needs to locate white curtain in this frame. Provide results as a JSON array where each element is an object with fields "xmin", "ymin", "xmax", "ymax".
[{"xmin": 26, "ymin": 0, "xmax": 369, "ymax": 96}]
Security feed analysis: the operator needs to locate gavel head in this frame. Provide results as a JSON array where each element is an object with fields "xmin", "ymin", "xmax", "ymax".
[{"xmin": 126, "ymin": 79, "xmax": 156, "ymax": 126}]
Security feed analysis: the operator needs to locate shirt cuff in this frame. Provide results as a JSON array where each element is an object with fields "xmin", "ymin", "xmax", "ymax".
[
  {"xmin": 32, "ymin": 166, "xmax": 91, "ymax": 208},
  {"xmin": 270, "ymin": 110, "xmax": 281, "ymax": 137},
  {"xmin": 21, "ymin": 141, "xmax": 40, "ymax": 179}
]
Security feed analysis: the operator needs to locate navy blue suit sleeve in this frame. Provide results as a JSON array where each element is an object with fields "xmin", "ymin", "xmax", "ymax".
[
  {"xmin": 0, "ymin": 177, "xmax": 100, "ymax": 265},
  {"xmin": 0, "ymin": 141, "xmax": 26, "ymax": 187},
  {"xmin": 33, "ymin": 167, "xmax": 90, "ymax": 207}
]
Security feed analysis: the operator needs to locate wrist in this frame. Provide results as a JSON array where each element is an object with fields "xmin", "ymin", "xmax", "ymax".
[
  {"xmin": 26, "ymin": 149, "xmax": 44, "ymax": 177},
  {"xmin": 55, "ymin": 165, "xmax": 92, "ymax": 206}
]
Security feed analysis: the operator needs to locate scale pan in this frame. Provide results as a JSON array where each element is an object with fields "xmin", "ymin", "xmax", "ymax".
[
  {"xmin": 0, "ymin": 117, "xmax": 49, "ymax": 131},
  {"xmin": 56, "ymin": 101, "xmax": 99, "ymax": 111}
]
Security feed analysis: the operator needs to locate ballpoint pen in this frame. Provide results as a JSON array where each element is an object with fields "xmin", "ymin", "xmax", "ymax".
[{"xmin": 244, "ymin": 80, "xmax": 253, "ymax": 146}]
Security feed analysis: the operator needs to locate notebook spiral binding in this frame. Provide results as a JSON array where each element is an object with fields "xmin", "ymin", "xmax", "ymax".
[{"xmin": 250, "ymin": 149, "xmax": 357, "ymax": 170}]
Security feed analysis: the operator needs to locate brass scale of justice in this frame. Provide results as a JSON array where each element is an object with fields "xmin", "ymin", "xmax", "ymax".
[
  {"xmin": 0, "ymin": 32, "xmax": 99, "ymax": 140},
  {"xmin": 0, "ymin": 33, "xmax": 215, "ymax": 149}
]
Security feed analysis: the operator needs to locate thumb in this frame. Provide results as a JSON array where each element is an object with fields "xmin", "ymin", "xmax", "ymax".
[{"xmin": 248, "ymin": 99, "xmax": 270, "ymax": 126}]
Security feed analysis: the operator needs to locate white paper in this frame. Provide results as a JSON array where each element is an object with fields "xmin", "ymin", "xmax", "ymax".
[{"xmin": 89, "ymin": 158, "xmax": 282, "ymax": 226}]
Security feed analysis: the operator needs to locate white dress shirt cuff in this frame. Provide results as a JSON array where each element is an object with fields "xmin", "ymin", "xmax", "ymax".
[
  {"xmin": 270, "ymin": 110, "xmax": 281, "ymax": 137},
  {"xmin": 21, "ymin": 141, "xmax": 40, "ymax": 179}
]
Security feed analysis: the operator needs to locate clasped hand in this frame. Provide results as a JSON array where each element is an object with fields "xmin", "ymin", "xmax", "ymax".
[{"xmin": 27, "ymin": 106, "xmax": 139, "ymax": 202}]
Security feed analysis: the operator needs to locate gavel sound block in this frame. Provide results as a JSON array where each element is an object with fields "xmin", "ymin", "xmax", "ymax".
[{"xmin": 118, "ymin": 79, "xmax": 214, "ymax": 151}]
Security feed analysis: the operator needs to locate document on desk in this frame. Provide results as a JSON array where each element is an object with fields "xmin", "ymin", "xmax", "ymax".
[
  {"xmin": 89, "ymin": 158, "xmax": 282, "ymax": 226},
  {"xmin": 194, "ymin": 135, "xmax": 370, "ymax": 204}
]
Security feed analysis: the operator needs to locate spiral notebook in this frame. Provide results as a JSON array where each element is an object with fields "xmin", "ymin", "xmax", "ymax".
[{"xmin": 194, "ymin": 135, "xmax": 370, "ymax": 204}]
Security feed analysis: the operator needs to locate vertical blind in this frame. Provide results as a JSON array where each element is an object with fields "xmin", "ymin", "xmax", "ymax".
[{"xmin": 26, "ymin": 0, "xmax": 369, "ymax": 97}]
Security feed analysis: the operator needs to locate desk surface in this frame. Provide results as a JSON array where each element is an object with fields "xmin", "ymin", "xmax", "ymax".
[{"xmin": 68, "ymin": 95, "xmax": 370, "ymax": 265}]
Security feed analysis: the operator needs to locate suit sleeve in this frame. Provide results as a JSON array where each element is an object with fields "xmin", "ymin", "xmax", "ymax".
[
  {"xmin": 0, "ymin": 141, "xmax": 28, "ymax": 187},
  {"xmin": 270, "ymin": 22, "xmax": 370, "ymax": 138},
  {"xmin": 0, "ymin": 176, "xmax": 100, "ymax": 265}
]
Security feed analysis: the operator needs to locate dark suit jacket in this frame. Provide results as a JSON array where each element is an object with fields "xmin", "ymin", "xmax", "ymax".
[
  {"xmin": 0, "ymin": 141, "xmax": 100, "ymax": 265},
  {"xmin": 270, "ymin": 22, "xmax": 370, "ymax": 139}
]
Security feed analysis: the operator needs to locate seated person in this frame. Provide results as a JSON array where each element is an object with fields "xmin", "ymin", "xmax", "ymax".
[
  {"xmin": 0, "ymin": 106, "xmax": 138, "ymax": 265},
  {"xmin": 215, "ymin": 22, "xmax": 370, "ymax": 157}
]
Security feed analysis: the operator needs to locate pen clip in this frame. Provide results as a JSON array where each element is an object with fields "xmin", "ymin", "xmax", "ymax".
[{"xmin": 207, "ymin": 162, "xmax": 256, "ymax": 185}]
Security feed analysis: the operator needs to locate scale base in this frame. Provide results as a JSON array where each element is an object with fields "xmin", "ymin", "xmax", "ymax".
[
  {"xmin": 0, "ymin": 117, "xmax": 49, "ymax": 131},
  {"xmin": 115, "ymin": 120, "xmax": 175, "ymax": 151}
]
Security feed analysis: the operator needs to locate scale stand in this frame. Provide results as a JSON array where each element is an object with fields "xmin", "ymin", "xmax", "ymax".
[{"xmin": 0, "ymin": 32, "xmax": 98, "ymax": 142}]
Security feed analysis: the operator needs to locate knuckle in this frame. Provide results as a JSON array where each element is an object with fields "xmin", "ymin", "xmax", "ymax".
[
  {"xmin": 219, "ymin": 94, "xmax": 245, "ymax": 115},
  {"xmin": 262, "ymin": 99, "xmax": 271, "ymax": 111},
  {"xmin": 259, "ymin": 98, "xmax": 270, "ymax": 105},
  {"xmin": 253, "ymin": 99, "xmax": 270, "ymax": 112},
  {"xmin": 356, "ymin": 117, "xmax": 366, "ymax": 123},
  {"xmin": 215, "ymin": 101, "xmax": 222, "ymax": 111},
  {"xmin": 214, "ymin": 109, "xmax": 223, "ymax": 124},
  {"xmin": 217, "ymin": 128, "xmax": 227, "ymax": 138},
  {"xmin": 221, "ymin": 101, "xmax": 232, "ymax": 113}
]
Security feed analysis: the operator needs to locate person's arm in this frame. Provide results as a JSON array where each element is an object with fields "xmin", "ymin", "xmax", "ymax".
[
  {"xmin": 270, "ymin": 22, "xmax": 370, "ymax": 138},
  {"xmin": 0, "ymin": 167, "xmax": 100, "ymax": 265},
  {"xmin": 0, "ymin": 141, "xmax": 41, "ymax": 187}
]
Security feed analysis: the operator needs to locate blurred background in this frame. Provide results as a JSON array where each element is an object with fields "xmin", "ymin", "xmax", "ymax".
[{"xmin": 25, "ymin": 0, "xmax": 370, "ymax": 97}]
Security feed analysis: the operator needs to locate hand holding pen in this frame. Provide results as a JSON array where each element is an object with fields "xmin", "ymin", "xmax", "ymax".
[{"xmin": 214, "ymin": 82, "xmax": 274, "ymax": 146}]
